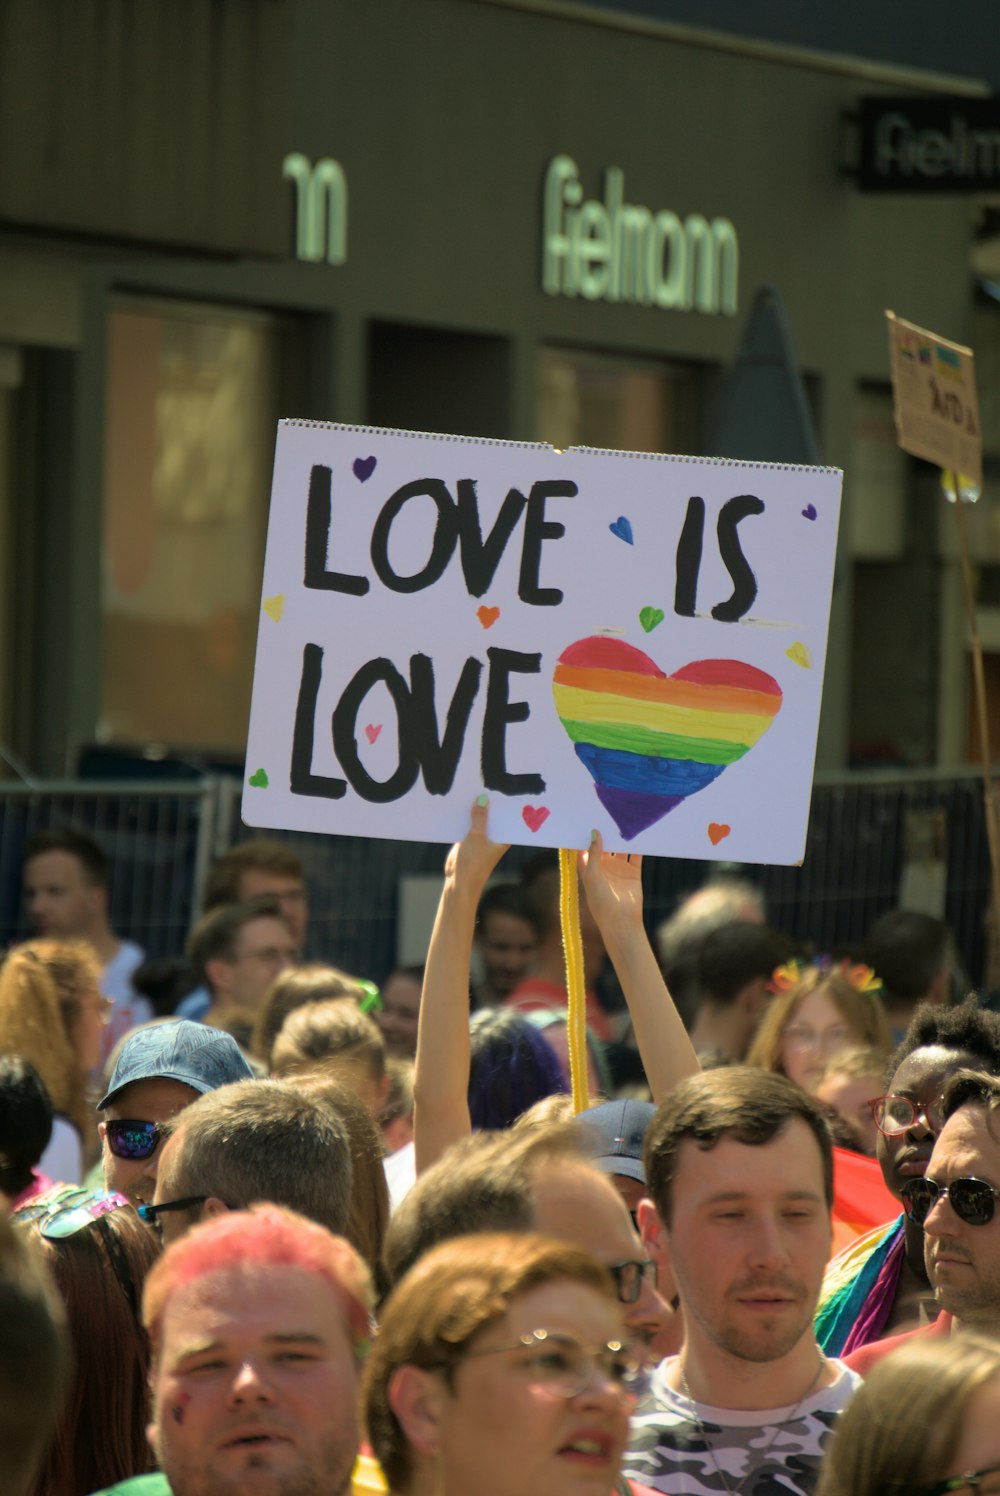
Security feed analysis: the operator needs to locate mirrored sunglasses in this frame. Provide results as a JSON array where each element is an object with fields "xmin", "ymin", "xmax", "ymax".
[
  {"xmin": 901, "ymin": 1175, "xmax": 1000, "ymax": 1228},
  {"xmin": 104, "ymin": 1118, "xmax": 170, "ymax": 1161},
  {"xmin": 39, "ymin": 1191, "xmax": 131, "ymax": 1240},
  {"xmin": 14, "ymin": 1189, "xmax": 138, "ymax": 1313}
]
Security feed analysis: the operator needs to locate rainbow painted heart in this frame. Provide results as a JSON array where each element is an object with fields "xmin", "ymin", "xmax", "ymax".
[{"xmin": 552, "ymin": 636, "xmax": 782, "ymax": 840}]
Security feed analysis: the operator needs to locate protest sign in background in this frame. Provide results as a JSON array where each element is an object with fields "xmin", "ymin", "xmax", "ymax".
[
  {"xmin": 243, "ymin": 423, "xmax": 842, "ymax": 864},
  {"xmin": 886, "ymin": 310, "xmax": 982, "ymax": 489}
]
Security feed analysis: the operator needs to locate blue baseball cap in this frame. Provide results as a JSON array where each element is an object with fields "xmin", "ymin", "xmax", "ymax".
[
  {"xmin": 575, "ymin": 1098, "xmax": 656, "ymax": 1186},
  {"xmin": 98, "ymin": 1019, "xmax": 254, "ymax": 1110}
]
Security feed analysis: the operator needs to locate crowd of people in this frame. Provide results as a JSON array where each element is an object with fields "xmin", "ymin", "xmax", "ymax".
[{"xmin": 2, "ymin": 808, "xmax": 1000, "ymax": 1496}]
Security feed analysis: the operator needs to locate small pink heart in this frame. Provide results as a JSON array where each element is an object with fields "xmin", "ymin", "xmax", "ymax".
[
  {"xmin": 477, "ymin": 605, "xmax": 500, "ymax": 629},
  {"xmin": 708, "ymin": 823, "xmax": 731, "ymax": 845},
  {"xmin": 364, "ymin": 723, "xmax": 382, "ymax": 744},
  {"xmin": 353, "ymin": 456, "xmax": 376, "ymax": 482},
  {"xmin": 522, "ymin": 805, "xmax": 550, "ymax": 833}
]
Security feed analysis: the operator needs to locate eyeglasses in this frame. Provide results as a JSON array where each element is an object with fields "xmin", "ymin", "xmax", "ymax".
[
  {"xmin": 607, "ymin": 1259, "xmax": 657, "ymax": 1305},
  {"xmin": 104, "ymin": 1118, "xmax": 171, "ymax": 1161},
  {"xmin": 15, "ymin": 1188, "xmax": 138, "ymax": 1312},
  {"xmin": 901, "ymin": 1175, "xmax": 1000, "ymax": 1228},
  {"xmin": 869, "ymin": 1094, "xmax": 946, "ymax": 1138},
  {"xmin": 137, "ymin": 1196, "xmax": 210, "ymax": 1235},
  {"xmin": 920, "ymin": 1465, "xmax": 1000, "ymax": 1495},
  {"xmin": 456, "ymin": 1328, "xmax": 647, "ymax": 1402},
  {"xmin": 782, "ymin": 1024, "xmax": 851, "ymax": 1054}
]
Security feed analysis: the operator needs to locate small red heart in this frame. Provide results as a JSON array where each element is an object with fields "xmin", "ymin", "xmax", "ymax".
[
  {"xmin": 477, "ymin": 605, "xmax": 500, "ymax": 629},
  {"xmin": 522, "ymin": 805, "xmax": 550, "ymax": 833},
  {"xmin": 708, "ymin": 823, "xmax": 731, "ymax": 845},
  {"xmin": 364, "ymin": 724, "xmax": 382, "ymax": 744}
]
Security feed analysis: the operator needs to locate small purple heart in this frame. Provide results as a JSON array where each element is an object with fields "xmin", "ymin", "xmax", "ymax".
[
  {"xmin": 609, "ymin": 515, "xmax": 634, "ymax": 545},
  {"xmin": 353, "ymin": 456, "xmax": 376, "ymax": 483},
  {"xmin": 802, "ymin": 504, "xmax": 817, "ymax": 521}
]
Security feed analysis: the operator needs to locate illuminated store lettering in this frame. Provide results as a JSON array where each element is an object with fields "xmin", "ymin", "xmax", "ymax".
[
  {"xmin": 542, "ymin": 155, "xmax": 738, "ymax": 316},
  {"xmin": 283, "ymin": 153, "xmax": 348, "ymax": 265}
]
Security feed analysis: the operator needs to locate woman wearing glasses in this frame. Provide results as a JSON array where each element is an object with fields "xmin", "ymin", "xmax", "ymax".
[
  {"xmin": 815, "ymin": 1331, "xmax": 1000, "ymax": 1496},
  {"xmin": 816, "ymin": 1000, "xmax": 1000, "ymax": 1357},
  {"xmin": 0, "ymin": 942, "xmax": 110, "ymax": 1184},
  {"xmin": 15, "ymin": 1185, "xmax": 160, "ymax": 1496},
  {"xmin": 745, "ymin": 961, "xmax": 891, "ymax": 1095},
  {"xmin": 364, "ymin": 1231, "xmax": 655, "ymax": 1496}
]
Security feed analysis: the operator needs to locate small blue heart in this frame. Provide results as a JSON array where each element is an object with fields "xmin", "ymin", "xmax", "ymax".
[
  {"xmin": 353, "ymin": 456, "xmax": 377, "ymax": 482},
  {"xmin": 609, "ymin": 516, "xmax": 633, "ymax": 545}
]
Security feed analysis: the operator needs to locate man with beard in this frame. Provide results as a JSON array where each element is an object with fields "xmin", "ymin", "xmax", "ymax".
[
  {"xmin": 815, "ymin": 1000, "xmax": 1000, "ymax": 1355},
  {"xmin": 624, "ymin": 1069, "xmax": 860, "ymax": 1496},
  {"xmin": 844, "ymin": 1067, "xmax": 1000, "ymax": 1373},
  {"xmin": 91, "ymin": 1203, "xmax": 380, "ymax": 1496}
]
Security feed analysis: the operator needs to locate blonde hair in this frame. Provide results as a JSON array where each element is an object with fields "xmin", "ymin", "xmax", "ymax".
[
  {"xmin": 815, "ymin": 1332, "xmax": 1000, "ymax": 1496},
  {"xmin": 745, "ymin": 966, "xmax": 891, "ymax": 1080},
  {"xmin": 271, "ymin": 1000, "xmax": 385, "ymax": 1082},
  {"xmin": 0, "ymin": 941, "xmax": 99, "ymax": 1141},
  {"xmin": 815, "ymin": 1044, "xmax": 888, "ymax": 1088}
]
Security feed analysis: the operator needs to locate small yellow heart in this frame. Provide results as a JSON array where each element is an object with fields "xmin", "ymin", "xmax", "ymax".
[
  {"xmin": 263, "ymin": 595, "xmax": 285, "ymax": 622},
  {"xmin": 786, "ymin": 641, "xmax": 811, "ymax": 669}
]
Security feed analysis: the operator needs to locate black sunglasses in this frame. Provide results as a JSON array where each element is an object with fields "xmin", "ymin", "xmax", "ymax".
[
  {"xmin": 104, "ymin": 1119, "xmax": 170, "ymax": 1161},
  {"xmin": 137, "ymin": 1196, "xmax": 209, "ymax": 1234},
  {"xmin": 607, "ymin": 1260, "xmax": 657, "ymax": 1305},
  {"xmin": 901, "ymin": 1175, "xmax": 1000, "ymax": 1228}
]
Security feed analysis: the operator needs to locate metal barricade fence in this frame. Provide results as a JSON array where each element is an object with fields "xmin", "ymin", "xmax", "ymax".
[
  {"xmin": 0, "ymin": 782, "xmax": 219, "ymax": 959},
  {"xmin": 0, "ymin": 768, "xmax": 994, "ymax": 988}
]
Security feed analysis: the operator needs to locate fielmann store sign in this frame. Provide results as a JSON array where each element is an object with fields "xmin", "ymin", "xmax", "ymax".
[
  {"xmin": 541, "ymin": 155, "xmax": 739, "ymax": 316},
  {"xmin": 281, "ymin": 150, "xmax": 740, "ymax": 318}
]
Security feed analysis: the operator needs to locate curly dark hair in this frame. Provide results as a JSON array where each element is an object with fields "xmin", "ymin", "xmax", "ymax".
[{"xmin": 885, "ymin": 998, "xmax": 1000, "ymax": 1086}]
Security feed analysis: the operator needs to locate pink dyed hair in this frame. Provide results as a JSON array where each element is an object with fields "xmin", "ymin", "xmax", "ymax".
[{"xmin": 143, "ymin": 1203, "xmax": 373, "ymax": 1363}]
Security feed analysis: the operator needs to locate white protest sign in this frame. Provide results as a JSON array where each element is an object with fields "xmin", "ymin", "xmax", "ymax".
[{"xmin": 243, "ymin": 422, "xmax": 843, "ymax": 864}]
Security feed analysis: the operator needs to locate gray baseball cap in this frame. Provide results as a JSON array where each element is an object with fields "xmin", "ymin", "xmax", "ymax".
[
  {"xmin": 576, "ymin": 1098, "xmax": 656, "ymax": 1186},
  {"xmin": 98, "ymin": 1019, "xmax": 254, "ymax": 1110}
]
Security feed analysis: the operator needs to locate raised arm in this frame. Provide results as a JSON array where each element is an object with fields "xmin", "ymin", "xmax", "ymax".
[
  {"xmin": 578, "ymin": 831, "xmax": 699, "ymax": 1102},
  {"xmin": 413, "ymin": 797, "xmax": 509, "ymax": 1174}
]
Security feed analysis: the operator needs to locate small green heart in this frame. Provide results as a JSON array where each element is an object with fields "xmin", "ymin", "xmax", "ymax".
[
  {"xmin": 248, "ymin": 768, "xmax": 269, "ymax": 789},
  {"xmin": 639, "ymin": 606, "xmax": 665, "ymax": 633}
]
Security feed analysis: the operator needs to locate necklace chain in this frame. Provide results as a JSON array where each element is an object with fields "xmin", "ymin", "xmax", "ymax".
[{"xmin": 678, "ymin": 1357, "xmax": 826, "ymax": 1496}]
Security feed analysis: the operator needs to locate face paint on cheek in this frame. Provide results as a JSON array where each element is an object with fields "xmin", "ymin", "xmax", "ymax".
[{"xmin": 171, "ymin": 1394, "xmax": 191, "ymax": 1425}]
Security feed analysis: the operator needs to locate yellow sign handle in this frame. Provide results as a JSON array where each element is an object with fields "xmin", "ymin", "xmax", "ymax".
[{"xmin": 559, "ymin": 848, "xmax": 590, "ymax": 1114}]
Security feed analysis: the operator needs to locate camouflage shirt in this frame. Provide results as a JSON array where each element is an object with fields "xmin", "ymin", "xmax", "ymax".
[{"xmin": 622, "ymin": 1358, "xmax": 860, "ymax": 1495}]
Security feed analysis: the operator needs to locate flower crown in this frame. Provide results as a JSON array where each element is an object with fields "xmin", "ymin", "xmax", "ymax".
[{"xmin": 768, "ymin": 957, "xmax": 883, "ymax": 997}]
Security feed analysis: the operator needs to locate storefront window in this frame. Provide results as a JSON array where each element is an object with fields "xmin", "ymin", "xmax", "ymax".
[
  {"xmin": 535, "ymin": 346, "xmax": 702, "ymax": 454},
  {"xmin": 100, "ymin": 301, "xmax": 286, "ymax": 755}
]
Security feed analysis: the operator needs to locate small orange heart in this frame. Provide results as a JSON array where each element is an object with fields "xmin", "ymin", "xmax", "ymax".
[
  {"xmin": 708, "ymin": 823, "xmax": 731, "ymax": 845},
  {"xmin": 477, "ymin": 605, "xmax": 500, "ymax": 629}
]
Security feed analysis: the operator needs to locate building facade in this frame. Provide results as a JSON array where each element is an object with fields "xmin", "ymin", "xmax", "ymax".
[{"xmin": 0, "ymin": 0, "xmax": 986, "ymax": 779}]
